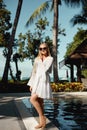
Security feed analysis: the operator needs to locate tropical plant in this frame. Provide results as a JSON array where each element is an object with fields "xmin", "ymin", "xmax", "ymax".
[
  {"xmin": 65, "ymin": 28, "xmax": 87, "ymax": 57},
  {"xmin": 0, "ymin": 0, "xmax": 12, "ymax": 80},
  {"xmin": 0, "ymin": 0, "xmax": 12, "ymax": 46},
  {"xmin": 18, "ymin": 17, "xmax": 66, "ymax": 66},
  {"xmin": 70, "ymin": 0, "xmax": 87, "ymax": 26},
  {"xmin": 18, "ymin": 17, "xmax": 53, "ymax": 63},
  {"xmin": 2, "ymin": 0, "xmax": 23, "ymax": 82}
]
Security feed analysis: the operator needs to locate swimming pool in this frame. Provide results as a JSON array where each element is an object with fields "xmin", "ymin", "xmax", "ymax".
[{"xmin": 22, "ymin": 94, "xmax": 87, "ymax": 130}]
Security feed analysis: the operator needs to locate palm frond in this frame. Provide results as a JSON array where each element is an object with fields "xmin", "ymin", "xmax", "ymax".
[
  {"xmin": 63, "ymin": 0, "xmax": 81, "ymax": 7},
  {"xmin": 70, "ymin": 15, "xmax": 87, "ymax": 26},
  {"xmin": 26, "ymin": 1, "xmax": 50, "ymax": 27}
]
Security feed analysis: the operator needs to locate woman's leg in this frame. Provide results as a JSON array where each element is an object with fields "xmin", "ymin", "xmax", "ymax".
[
  {"xmin": 30, "ymin": 94, "xmax": 44, "ymax": 116},
  {"xmin": 30, "ymin": 94, "xmax": 46, "ymax": 128},
  {"xmin": 38, "ymin": 98, "xmax": 46, "ymax": 126},
  {"xmin": 38, "ymin": 98, "xmax": 44, "ymax": 114}
]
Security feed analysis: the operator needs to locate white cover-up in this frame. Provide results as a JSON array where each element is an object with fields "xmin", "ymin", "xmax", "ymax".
[{"xmin": 27, "ymin": 56, "xmax": 53, "ymax": 99}]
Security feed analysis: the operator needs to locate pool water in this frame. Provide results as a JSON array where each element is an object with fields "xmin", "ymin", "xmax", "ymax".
[{"xmin": 22, "ymin": 97, "xmax": 87, "ymax": 130}]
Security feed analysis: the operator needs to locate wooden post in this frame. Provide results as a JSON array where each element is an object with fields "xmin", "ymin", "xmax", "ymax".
[
  {"xmin": 77, "ymin": 65, "xmax": 81, "ymax": 82},
  {"xmin": 70, "ymin": 64, "xmax": 74, "ymax": 82}
]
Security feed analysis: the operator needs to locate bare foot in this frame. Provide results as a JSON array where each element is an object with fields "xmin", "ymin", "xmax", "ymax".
[
  {"xmin": 35, "ymin": 124, "xmax": 43, "ymax": 129},
  {"xmin": 40, "ymin": 116, "xmax": 46, "ymax": 128}
]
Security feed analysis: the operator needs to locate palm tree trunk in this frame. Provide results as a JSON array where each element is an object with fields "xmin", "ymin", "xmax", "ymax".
[
  {"xmin": 2, "ymin": 0, "xmax": 23, "ymax": 83},
  {"xmin": 53, "ymin": 0, "xmax": 59, "ymax": 82}
]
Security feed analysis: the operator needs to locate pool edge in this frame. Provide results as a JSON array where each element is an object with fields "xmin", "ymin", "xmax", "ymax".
[{"xmin": 14, "ymin": 97, "xmax": 58, "ymax": 130}]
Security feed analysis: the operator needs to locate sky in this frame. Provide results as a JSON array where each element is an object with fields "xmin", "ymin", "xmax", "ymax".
[{"xmin": 0, "ymin": 0, "xmax": 86, "ymax": 79}]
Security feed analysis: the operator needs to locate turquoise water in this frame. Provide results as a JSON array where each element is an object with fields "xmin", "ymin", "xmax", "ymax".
[{"xmin": 22, "ymin": 97, "xmax": 87, "ymax": 130}]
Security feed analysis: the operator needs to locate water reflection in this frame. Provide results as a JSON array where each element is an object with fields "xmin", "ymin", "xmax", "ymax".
[
  {"xmin": 44, "ymin": 97, "xmax": 87, "ymax": 130},
  {"xmin": 22, "ymin": 97, "xmax": 87, "ymax": 130}
]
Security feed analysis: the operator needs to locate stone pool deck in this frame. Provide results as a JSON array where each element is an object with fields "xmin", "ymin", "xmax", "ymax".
[{"xmin": 0, "ymin": 92, "xmax": 87, "ymax": 130}]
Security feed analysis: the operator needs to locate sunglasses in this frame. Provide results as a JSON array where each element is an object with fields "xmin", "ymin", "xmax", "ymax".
[{"xmin": 39, "ymin": 47, "xmax": 47, "ymax": 51}]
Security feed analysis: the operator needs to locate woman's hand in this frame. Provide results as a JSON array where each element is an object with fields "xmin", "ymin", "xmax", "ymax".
[
  {"xmin": 40, "ymin": 54, "xmax": 46, "ymax": 61},
  {"xmin": 40, "ymin": 54, "xmax": 43, "ymax": 61}
]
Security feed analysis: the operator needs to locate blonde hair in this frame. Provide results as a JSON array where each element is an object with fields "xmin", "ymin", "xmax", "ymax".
[{"xmin": 37, "ymin": 42, "xmax": 51, "ymax": 57}]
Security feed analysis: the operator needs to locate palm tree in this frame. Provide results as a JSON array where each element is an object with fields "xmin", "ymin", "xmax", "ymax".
[
  {"xmin": 26, "ymin": 0, "xmax": 61, "ymax": 82},
  {"xmin": 13, "ymin": 53, "xmax": 22, "ymax": 81},
  {"xmin": 2, "ymin": 0, "xmax": 23, "ymax": 82},
  {"xmin": 26, "ymin": 0, "xmax": 86, "ymax": 82},
  {"xmin": 52, "ymin": 0, "xmax": 59, "ymax": 82}
]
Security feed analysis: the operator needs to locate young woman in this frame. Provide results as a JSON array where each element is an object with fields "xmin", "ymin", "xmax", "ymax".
[{"xmin": 27, "ymin": 43, "xmax": 53, "ymax": 129}]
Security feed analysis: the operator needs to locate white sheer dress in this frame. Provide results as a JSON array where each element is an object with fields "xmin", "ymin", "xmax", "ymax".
[{"xmin": 27, "ymin": 56, "xmax": 53, "ymax": 99}]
